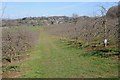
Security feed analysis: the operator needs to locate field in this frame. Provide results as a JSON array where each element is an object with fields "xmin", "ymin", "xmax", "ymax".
[
  {"xmin": 2, "ymin": 26, "xmax": 118, "ymax": 78},
  {"xmin": 2, "ymin": 3, "xmax": 120, "ymax": 78}
]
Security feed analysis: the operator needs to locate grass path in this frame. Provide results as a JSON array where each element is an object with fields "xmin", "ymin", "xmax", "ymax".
[{"xmin": 18, "ymin": 27, "xmax": 118, "ymax": 78}]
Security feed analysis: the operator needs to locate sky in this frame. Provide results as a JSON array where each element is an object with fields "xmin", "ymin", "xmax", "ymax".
[{"xmin": 2, "ymin": 2, "xmax": 118, "ymax": 19}]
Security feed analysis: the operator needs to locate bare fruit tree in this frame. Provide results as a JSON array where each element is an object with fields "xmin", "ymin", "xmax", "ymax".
[
  {"xmin": 72, "ymin": 13, "xmax": 79, "ymax": 43},
  {"xmin": 72, "ymin": 13, "xmax": 78, "ymax": 25},
  {"xmin": 100, "ymin": 6, "xmax": 107, "ymax": 47}
]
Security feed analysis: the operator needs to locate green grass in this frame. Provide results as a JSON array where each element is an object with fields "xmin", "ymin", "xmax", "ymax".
[{"xmin": 9, "ymin": 27, "xmax": 118, "ymax": 78}]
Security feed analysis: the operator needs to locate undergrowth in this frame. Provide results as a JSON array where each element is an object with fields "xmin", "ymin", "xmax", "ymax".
[{"xmin": 59, "ymin": 38, "xmax": 119, "ymax": 58}]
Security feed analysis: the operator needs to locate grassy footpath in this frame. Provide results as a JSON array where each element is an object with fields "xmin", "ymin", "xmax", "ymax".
[{"xmin": 16, "ymin": 27, "xmax": 118, "ymax": 78}]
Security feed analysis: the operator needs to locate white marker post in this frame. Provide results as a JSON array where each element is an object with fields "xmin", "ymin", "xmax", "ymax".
[{"xmin": 104, "ymin": 39, "xmax": 107, "ymax": 47}]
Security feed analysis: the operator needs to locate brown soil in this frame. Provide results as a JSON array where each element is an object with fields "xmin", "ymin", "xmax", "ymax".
[
  {"xmin": 2, "ymin": 71, "xmax": 21, "ymax": 78},
  {"xmin": 2, "ymin": 54, "xmax": 30, "ymax": 78}
]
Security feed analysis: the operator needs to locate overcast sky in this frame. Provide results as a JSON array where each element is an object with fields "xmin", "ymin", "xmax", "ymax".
[{"xmin": 2, "ymin": 2, "xmax": 118, "ymax": 19}]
